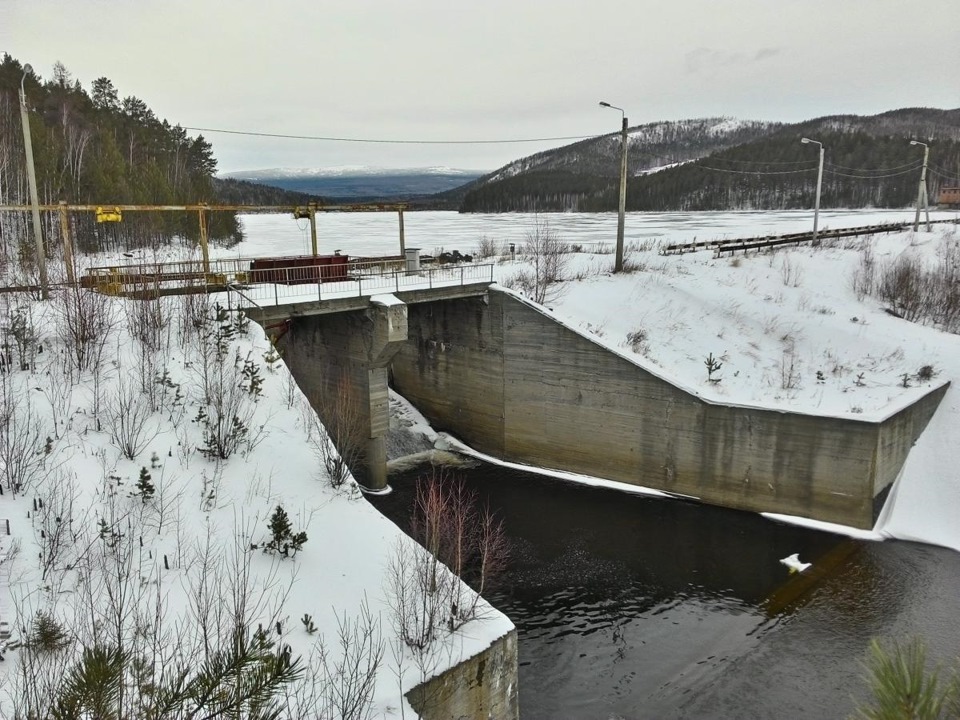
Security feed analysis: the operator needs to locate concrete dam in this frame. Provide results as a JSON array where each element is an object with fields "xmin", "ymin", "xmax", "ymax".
[{"xmin": 276, "ymin": 284, "xmax": 947, "ymax": 531}]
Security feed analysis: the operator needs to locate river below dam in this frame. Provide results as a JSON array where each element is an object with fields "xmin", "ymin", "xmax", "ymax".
[{"xmin": 368, "ymin": 461, "xmax": 960, "ymax": 719}]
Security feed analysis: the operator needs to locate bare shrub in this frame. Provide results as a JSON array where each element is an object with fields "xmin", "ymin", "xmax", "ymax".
[
  {"xmin": 2, "ymin": 296, "xmax": 40, "ymax": 371},
  {"xmin": 124, "ymin": 294, "xmax": 169, "ymax": 354},
  {"xmin": 55, "ymin": 285, "xmax": 115, "ymax": 376},
  {"xmin": 621, "ymin": 252, "xmax": 648, "ymax": 273},
  {"xmin": 519, "ymin": 217, "xmax": 568, "ymax": 305},
  {"xmin": 176, "ymin": 291, "xmax": 210, "ymax": 348},
  {"xmin": 0, "ymin": 371, "xmax": 50, "ymax": 496},
  {"xmin": 780, "ymin": 254, "xmax": 804, "ymax": 287},
  {"xmin": 475, "ymin": 235, "xmax": 500, "ymax": 259},
  {"xmin": 34, "ymin": 469, "xmax": 82, "ymax": 584},
  {"xmin": 877, "ymin": 255, "xmax": 930, "ymax": 322},
  {"xmin": 852, "ymin": 244, "xmax": 876, "ymax": 301},
  {"xmin": 321, "ymin": 597, "xmax": 384, "ymax": 720},
  {"xmin": 780, "ymin": 345, "xmax": 801, "ymax": 391},
  {"xmin": 312, "ymin": 377, "xmax": 365, "ymax": 489},
  {"xmin": 103, "ymin": 375, "xmax": 158, "ymax": 461},
  {"xmin": 387, "ymin": 467, "xmax": 508, "ymax": 652},
  {"xmin": 866, "ymin": 236, "xmax": 960, "ymax": 333}
]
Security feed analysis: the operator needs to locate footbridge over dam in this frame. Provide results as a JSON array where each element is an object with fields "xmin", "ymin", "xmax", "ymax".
[{"xmin": 269, "ymin": 283, "xmax": 947, "ymax": 530}]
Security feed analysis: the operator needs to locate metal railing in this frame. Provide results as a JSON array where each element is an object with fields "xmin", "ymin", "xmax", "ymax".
[
  {"xmin": 226, "ymin": 261, "xmax": 495, "ymax": 307},
  {"xmin": 80, "ymin": 256, "xmax": 494, "ymax": 304},
  {"xmin": 661, "ymin": 218, "xmax": 960, "ymax": 257}
]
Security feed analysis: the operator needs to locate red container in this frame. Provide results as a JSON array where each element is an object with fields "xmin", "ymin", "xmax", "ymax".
[{"xmin": 249, "ymin": 255, "xmax": 349, "ymax": 285}]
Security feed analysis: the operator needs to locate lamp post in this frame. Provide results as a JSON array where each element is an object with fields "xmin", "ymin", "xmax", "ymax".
[
  {"xmin": 600, "ymin": 101, "xmax": 628, "ymax": 272},
  {"xmin": 19, "ymin": 64, "xmax": 48, "ymax": 299},
  {"xmin": 909, "ymin": 140, "xmax": 931, "ymax": 232},
  {"xmin": 801, "ymin": 137, "xmax": 824, "ymax": 246}
]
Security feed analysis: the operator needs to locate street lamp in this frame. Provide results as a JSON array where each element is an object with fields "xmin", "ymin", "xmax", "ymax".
[
  {"xmin": 801, "ymin": 137, "xmax": 824, "ymax": 246},
  {"xmin": 19, "ymin": 63, "xmax": 48, "ymax": 299},
  {"xmin": 909, "ymin": 140, "xmax": 931, "ymax": 232},
  {"xmin": 600, "ymin": 101, "xmax": 628, "ymax": 272}
]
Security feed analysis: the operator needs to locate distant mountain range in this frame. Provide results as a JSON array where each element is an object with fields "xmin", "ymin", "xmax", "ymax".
[
  {"xmin": 218, "ymin": 108, "xmax": 960, "ymax": 212},
  {"xmin": 219, "ymin": 166, "xmax": 485, "ymax": 201}
]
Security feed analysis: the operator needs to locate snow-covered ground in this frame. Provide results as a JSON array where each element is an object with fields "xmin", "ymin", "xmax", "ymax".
[{"xmin": 0, "ymin": 279, "xmax": 512, "ymax": 716}]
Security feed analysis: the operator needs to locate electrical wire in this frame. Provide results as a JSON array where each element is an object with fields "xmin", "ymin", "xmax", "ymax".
[
  {"xmin": 825, "ymin": 159, "xmax": 922, "ymax": 173},
  {"xmin": 698, "ymin": 156, "xmax": 816, "ymax": 166},
  {"xmin": 183, "ymin": 125, "xmax": 597, "ymax": 145},
  {"xmin": 696, "ymin": 165, "xmax": 822, "ymax": 176},
  {"xmin": 928, "ymin": 167, "xmax": 960, "ymax": 183},
  {"xmin": 824, "ymin": 166, "xmax": 923, "ymax": 179}
]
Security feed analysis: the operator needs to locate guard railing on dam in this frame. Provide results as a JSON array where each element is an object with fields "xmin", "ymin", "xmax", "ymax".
[{"xmin": 81, "ymin": 257, "xmax": 495, "ymax": 305}]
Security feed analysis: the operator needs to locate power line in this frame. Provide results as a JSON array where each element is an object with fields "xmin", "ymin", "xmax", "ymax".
[
  {"xmin": 696, "ymin": 165, "xmax": 820, "ymax": 176},
  {"xmin": 700, "ymin": 156, "xmax": 816, "ymax": 166},
  {"xmin": 928, "ymin": 167, "xmax": 960, "ymax": 183},
  {"xmin": 183, "ymin": 125, "xmax": 598, "ymax": 145},
  {"xmin": 824, "ymin": 166, "xmax": 922, "ymax": 179},
  {"xmin": 825, "ymin": 159, "xmax": 922, "ymax": 173}
]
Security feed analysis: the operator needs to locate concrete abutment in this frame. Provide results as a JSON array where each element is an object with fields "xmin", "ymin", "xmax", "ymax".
[
  {"xmin": 277, "ymin": 297, "xmax": 407, "ymax": 490},
  {"xmin": 388, "ymin": 287, "xmax": 947, "ymax": 530}
]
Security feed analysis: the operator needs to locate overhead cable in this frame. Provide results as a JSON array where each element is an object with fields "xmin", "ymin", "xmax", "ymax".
[{"xmin": 183, "ymin": 126, "xmax": 598, "ymax": 145}]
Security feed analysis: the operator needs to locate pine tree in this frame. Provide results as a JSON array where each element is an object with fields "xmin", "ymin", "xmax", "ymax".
[
  {"xmin": 265, "ymin": 506, "xmax": 307, "ymax": 558},
  {"xmin": 135, "ymin": 467, "xmax": 155, "ymax": 502}
]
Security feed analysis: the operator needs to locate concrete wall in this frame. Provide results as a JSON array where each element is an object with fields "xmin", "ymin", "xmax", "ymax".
[
  {"xmin": 391, "ymin": 288, "xmax": 947, "ymax": 529},
  {"xmin": 407, "ymin": 630, "xmax": 519, "ymax": 720},
  {"xmin": 278, "ymin": 300, "xmax": 407, "ymax": 489}
]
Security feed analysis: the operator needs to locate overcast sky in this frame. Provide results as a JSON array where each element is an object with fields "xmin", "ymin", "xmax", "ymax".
[{"xmin": 5, "ymin": 0, "xmax": 959, "ymax": 174}]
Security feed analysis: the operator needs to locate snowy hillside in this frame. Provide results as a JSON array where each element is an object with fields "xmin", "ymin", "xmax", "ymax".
[{"xmin": 0, "ymin": 285, "xmax": 511, "ymax": 717}]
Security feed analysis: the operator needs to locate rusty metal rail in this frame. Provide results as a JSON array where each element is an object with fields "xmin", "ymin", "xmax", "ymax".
[{"xmin": 661, "ymin": 218, "xmax": 960, "ymax": 257}]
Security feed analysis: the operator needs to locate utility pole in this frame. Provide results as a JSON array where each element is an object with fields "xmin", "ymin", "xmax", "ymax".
[
  {"xmin": 910, "ymin": 140, "xmax": 931, "ymax": 232},
  {"xmin": 600, "ymin": 101, "xmax": 628, "ymax": 272},
  {"xmin": 801, "ymin": 137, "xmax": 824, "ymax": 246},
  {"xmin": 19, "ymin": 64, "xmax": 49, "ymax": 299}
]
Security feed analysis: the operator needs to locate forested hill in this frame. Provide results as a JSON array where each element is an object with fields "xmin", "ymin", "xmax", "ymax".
[
  {"xmin": 459, "ymin": 109, "xmax": 960, "ymax": 212},
  {"xmin": 211, "ymin": 177, "xmax": 322, "ymax": 206},
  {"xmin": 0, "ymin": 54, "xmax": 245, "ymax": 254}
]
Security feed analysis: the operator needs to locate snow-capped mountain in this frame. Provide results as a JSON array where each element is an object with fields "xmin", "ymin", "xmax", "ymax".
[{"xmin": 218, "ymin": 166, "xmax": 486, "ymax": 200}]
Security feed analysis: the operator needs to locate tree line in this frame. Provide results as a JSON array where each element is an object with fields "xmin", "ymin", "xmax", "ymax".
[{"xmin": 0, "ymin": 54, "xmax": 243, "ymax": 263}]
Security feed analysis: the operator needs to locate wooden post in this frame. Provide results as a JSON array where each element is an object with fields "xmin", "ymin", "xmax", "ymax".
[
  {"xmin": 59, "ymin": 201, "xmax": 76, "ymax": 284},
  {"xmin": 398, "ymin": 207, "xmax": 406, "ymax": 254},
  {"xmin": 198, "ymin": 206, "xmax": 210, "ymax": 273},
  {"xmin": 309, "ymin": 202, "xmax": 318, "ymax": 256}
]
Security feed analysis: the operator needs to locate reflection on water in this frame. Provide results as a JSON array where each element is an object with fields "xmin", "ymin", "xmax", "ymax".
[{"xmin": 369, "ymin": 463, "xmax": 960, "ymax": 719}]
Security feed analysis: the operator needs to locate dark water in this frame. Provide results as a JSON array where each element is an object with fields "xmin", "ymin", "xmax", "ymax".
[{"xmin": 368, "ymin": 463, "xmax": 960, "ymax": 720}]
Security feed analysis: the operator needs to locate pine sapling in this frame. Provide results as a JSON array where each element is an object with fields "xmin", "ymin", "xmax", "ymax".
[
  {"xmin": 704, "ymin": 353, "xmax": 723, "ymax": 383},
  {"xmin": 264, "ymin": 505, "xmax": 308, "ymax": 558},
  {"xmin": 136, "ymin": 467, "xmax": 155, "ymax": 502},
  {"xmin": 301, "ymin": 613, "xmax": 318, "ymax": 634}
]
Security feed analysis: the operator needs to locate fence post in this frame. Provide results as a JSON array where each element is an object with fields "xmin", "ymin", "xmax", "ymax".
[{"xmin": 460, "ymin": 265, "xmax": 464, "ymax": 286}]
